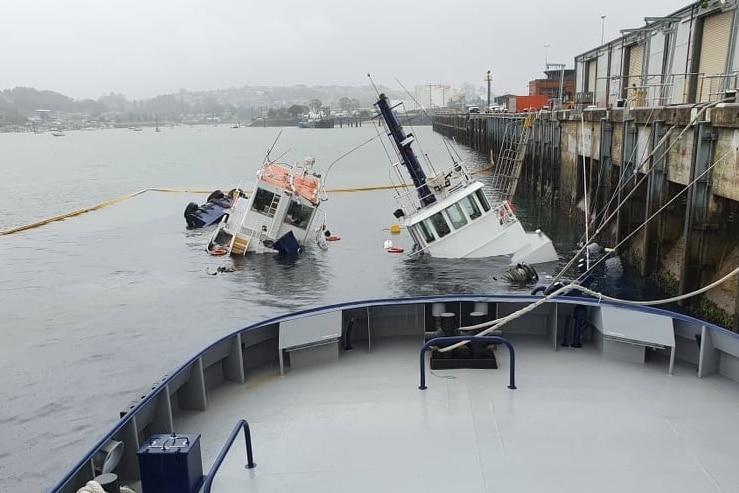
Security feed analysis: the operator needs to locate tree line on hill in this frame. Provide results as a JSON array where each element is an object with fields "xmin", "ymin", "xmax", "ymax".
[{"xmin": 0, "ymin": 85, "xmax": 404, "ymax": 125}]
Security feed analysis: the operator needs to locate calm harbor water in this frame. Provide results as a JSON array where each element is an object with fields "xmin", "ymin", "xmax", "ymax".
[{"xmin": 0, "ymin": 124, "xmax": 653, "ymax": 492}]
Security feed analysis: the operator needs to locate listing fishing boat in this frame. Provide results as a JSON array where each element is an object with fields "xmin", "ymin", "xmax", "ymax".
[
  {"xmin": 183, "ymin": 189, "xmax": 241, "ymax": 229},
  {"xmin": 374, "ymin": 92, "xmax": 558, "ymax": 264},
  {"xmin": 206, "ymin": 155, "xmax": 326, "ymax": 256}
]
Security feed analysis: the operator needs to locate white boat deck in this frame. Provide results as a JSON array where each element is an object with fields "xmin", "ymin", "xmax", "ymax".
[{"xmin": 169, "ymin": 335, "xmax": 739, "ymax": 493}]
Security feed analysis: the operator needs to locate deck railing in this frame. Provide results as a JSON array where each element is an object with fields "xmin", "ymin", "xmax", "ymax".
[
  {"xmin": 202, "ymin": 419, "xmax": 257, "ymax": 493},
  {"xmin": 419, "ymin": 336, "xmax": 517, "ymax": 390}
]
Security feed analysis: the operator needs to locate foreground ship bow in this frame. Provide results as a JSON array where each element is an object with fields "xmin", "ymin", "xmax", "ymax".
[{"xmin": 374, "ymin": 93, "xmax": 557, "ymax": 263}]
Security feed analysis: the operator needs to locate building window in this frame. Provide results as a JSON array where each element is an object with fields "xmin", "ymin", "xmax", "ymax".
[
  {"xmin": 445, "ymin": 203, "xmax": 468, "ymax": 229},
  {"xmin": 429, "ymin": 212, "xmax": 451, "ymax": 238}
]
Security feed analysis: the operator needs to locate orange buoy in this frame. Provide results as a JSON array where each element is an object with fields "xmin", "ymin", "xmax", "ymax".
[
  {"xmin": 210, "ymin": 248, "xmax": 228, "ymax": 256},
  {"xmin": 326, "ymin": 236, "xmax": 341, "ymax": 241},
  {"xmin": 386, "ymin": 246, "xmax": 404, "ymax": 254}
]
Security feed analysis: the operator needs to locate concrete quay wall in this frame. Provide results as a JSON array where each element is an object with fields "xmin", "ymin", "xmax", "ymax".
[{"xmin": 433, "ymin": 106, "xmax": 739, "ymax": 330}]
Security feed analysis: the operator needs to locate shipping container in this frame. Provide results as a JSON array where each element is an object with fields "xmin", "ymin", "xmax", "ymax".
[{"xmin": 515, "ymin": 95, "xmax": 550, "ymax": 112}]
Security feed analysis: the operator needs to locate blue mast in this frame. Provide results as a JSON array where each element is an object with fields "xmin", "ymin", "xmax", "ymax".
[{"xmin": 375, "ymin": 94, "xmax": 436, "ymax": 206}]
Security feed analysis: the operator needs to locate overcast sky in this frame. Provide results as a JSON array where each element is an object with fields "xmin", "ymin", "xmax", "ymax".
[{"xmin": 1, "ymin": 0, "xmax": 691, "ymax": 100}]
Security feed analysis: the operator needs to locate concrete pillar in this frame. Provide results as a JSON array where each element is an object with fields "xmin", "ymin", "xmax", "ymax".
[
  {"xmin": 679, "ymin": 121, "xmax": 715, "ymax": 297},
  {"xmin": 616, "ymin": 119, "xmax": 637, "ymax": 245},
  {"xmin": 642, "ymin": 120, "xmax": 668, "ymax": 276}
]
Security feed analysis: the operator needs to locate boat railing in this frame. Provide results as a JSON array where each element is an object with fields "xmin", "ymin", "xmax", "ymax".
[
  {"xmin": 202, "ymin": 419, "xmax": 257, "ymax": 493},
  {"xmin": 419, "ymin": 336, "xmax": 517, "ymax": 390},
  {"xmin": 391, "ymin": 161, "xmax": 475, "ymax": 215}
]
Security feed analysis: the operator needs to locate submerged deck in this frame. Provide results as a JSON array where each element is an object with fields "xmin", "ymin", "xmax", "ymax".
[{"xmin": 173, "ymin": 335, "xmax": 739, "ymax": 493}]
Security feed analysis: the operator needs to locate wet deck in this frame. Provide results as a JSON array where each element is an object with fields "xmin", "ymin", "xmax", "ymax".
[{"xmin": 161, "ymin": 335, "xmax": 739, "ymax": 493}]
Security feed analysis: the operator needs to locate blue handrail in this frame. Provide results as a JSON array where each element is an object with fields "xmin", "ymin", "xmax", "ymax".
[
  {"xmin": 419, "ymin": 336, "xmax": 516, "ymax": 390},
  {"xmin": 202, "ymin": 419, "xmax": 257, "ymax": 493}
]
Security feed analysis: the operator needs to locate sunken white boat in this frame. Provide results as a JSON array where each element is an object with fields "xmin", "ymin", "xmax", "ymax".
[
  {"xmin": 374, "ymin": 93, "xmax": 558, "ymax": 264},
  {"xmin": 207, "ymin": 155, "xmax": 327, "ymax": 256}
]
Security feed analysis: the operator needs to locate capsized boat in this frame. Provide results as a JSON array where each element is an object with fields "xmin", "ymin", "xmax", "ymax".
[
  {"xmin": 374, "ymin": 93, "xmax": 557, "ymax": 264},
  {"xmin": 206, "ymin": 156, "xmax": 327, "ymax": 256},
  {"xmin": 184, "ymin": 189, "xmax": 243, "ymax": 229}
]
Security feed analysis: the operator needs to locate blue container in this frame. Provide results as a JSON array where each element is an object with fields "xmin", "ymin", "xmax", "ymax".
[{"xmin": 137, "ymin": 434, "xmax": 203, "ymax": 493}]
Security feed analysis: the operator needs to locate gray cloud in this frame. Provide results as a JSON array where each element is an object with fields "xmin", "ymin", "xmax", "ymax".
[{"xmin": 0, "ymin": 0, "xmax": 690, "ymax": 99}]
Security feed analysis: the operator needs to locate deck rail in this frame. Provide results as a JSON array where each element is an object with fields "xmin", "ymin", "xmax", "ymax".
[
  {"xmin": 202, "ymin": 419, "xmax": 257, "ymax": 493},
  {"xmin": 419, "ymin": 336, "xmax": 517, "ymax": 390}
]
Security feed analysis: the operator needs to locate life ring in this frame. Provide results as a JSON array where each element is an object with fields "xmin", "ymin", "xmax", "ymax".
[
  {"xmin": 210, "ymin": 248, "xmax": 228, "ymax": 256},
  {"xmin": 505, "ymin": 199, "xmax": 515, "ymax": 213},
  {"xmin": 386, "ymin": 246, "xmax": 404, "ymax": 253},
  {"xmin": 326, "ymin": 236, "xmax": 341, "ymax": 241}
]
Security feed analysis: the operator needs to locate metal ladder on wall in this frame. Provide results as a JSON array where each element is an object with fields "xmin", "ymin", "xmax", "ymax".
[{"xmin": 489, "ymin": 115, "xmax": 534, "ymax": 201}]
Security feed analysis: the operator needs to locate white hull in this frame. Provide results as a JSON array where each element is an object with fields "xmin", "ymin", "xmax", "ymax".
[
  {"xmin": 403, "ymin": 182, "xmax": 558, "ymax": 264},
  {"xmin": 207, "ymin": 159, "xmax": 325, "ymax": 256}
]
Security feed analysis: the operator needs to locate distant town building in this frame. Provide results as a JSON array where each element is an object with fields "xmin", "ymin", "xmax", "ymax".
[
  {"xmin": 528, "ymin": 69, "xmax": 575, "ymax": 107},
  {"xmin": 413, "ymin": 84, "xmax": 461, "ymax": 110}
]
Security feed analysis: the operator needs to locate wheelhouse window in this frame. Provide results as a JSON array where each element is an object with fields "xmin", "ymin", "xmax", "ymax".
[
  {"xmin": 429, "ymin": 212, "xmax": 451, "ymax": 238},
  {"xmin": 445, "ymin": 203, "xmax": 468, "ymax": 229},
  {"xmin": 251, "ymin": 188, "xmax": 280, "ymax": 217},
  {"xmin": 474, "ymin": 189, "xmax": 491, "ymax": 212},
  {"xmin": 460, "ymin": 195, "xmax": 482, "ymax": 220},
  {"xmin": 284, "ymin": 200, "xmax": 314, "ymax": 229},
  {"xmin": 418, "ymin": 220, "xmax": 435, "ymax": 243}
]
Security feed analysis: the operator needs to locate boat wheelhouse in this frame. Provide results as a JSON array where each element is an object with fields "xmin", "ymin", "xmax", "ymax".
[
  {"xmin": 207, "ymin": 156, "xmax": 326, "ymax": 256},
  {"xmin": 374, "ymin": 93, "xmax": 558, "ymax": 263}
]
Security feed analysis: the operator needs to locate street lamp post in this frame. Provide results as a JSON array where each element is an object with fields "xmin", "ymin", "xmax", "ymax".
[
  {"xmin": 600, "ymin": 15, "xmax": 606, "ymax": 45},
  {"xmin": 485, "ymin": 71, "xmax": 492, "ymax": 112}
]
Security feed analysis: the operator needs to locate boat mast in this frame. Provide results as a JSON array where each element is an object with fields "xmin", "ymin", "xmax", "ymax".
[{"xmin": 375, "ymin": 94, "xmax": 436, "ymax": 206}]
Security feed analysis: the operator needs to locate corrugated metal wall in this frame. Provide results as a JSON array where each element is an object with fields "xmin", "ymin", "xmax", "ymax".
[
  {"xmin": 698, "ymin": 10, "xmax": 733, "ymax": 102},
  {"xmin": 587, "ymin": 60, "xmax": 597, "ymax": 93},
  {"xmin": 628, "ymin": 43, "xmax": 645, "ymax": 105},
  {"xmin": 647, "ymin": 31, "xmax": 667, "ymax": 105},
  {"xmin": 670, "ymin": 17, "xmax": 693, "ymax": 104},
  {"xmin": 609, "ymin": 43, "xmax": 623, "ymax": 102}
]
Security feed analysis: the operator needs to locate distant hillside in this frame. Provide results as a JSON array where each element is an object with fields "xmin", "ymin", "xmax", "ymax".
[{"xmin": 0, "ymin": 84, "xmax": 406, "ymax": 124}]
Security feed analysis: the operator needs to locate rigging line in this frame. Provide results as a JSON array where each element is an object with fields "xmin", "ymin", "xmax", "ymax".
[
  {"xmin": 321, "ymin": 132, "xmax": 384, "ymax": 192},
  {"xmin": 586, "ymin": 124, "xmax": 677, "ymax": 238},
  {"xmin": 548, "ymin": 99, "xmax": 725, "ymax": 287},
  {"xmin": 581, "ymin": 112, "xmax": 591, "ymax": 269},
  {"xmin": 587, "ymin": 104, "xmax": 661, "ymax": 236},
  {"xmin": 592, "ymin": 96, "xmax": 727, "ymax": 232},
  {"xmin": 264, "ymin": 129, "xmax": 283, "ymax": 162},
  {"xmin": 582, "ymin": 95, "xmax": 724, "ymax": 246},
  {"xmin": 574, "ymin": 149, "xmax": 730, "ymax": 282},
  {"xmin": 367, "ymin": 73, "xmax": 381, "ymax": 97},
  {"xmin": 370, "ymin": 116, "xmax": 414, "ymax": 197},
  {"xmin": 394, "ymin": 77, "xmax": 448, "ymax": 175},
  {"xmin": 439, "ymin": 265, "xmax": 739, "ymax": 354},
  {"xmin": 584, "ymin": 102, "xmax": 659, "ymax": 236}
]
